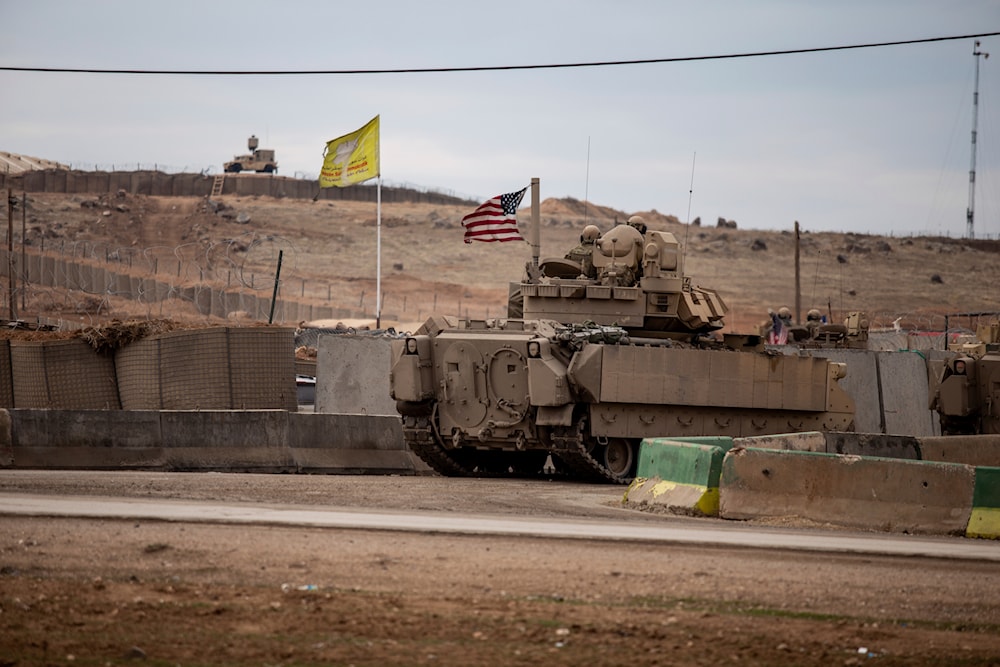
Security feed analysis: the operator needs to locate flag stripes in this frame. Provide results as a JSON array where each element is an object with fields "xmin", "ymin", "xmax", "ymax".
[{"xmin": 461, "ymin": 188, "xmax": 526, "ymax": 243}]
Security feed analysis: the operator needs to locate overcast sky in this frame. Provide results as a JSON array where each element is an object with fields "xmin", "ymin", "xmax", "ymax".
[{"xmin": 1, "ymin": 1, "xmax": 998, "ymax": 237}]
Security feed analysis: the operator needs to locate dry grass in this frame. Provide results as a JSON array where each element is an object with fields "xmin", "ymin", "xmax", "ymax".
[{"xmin": 14, "ymin": 191, "xmax": 1000, "ymax": 333}]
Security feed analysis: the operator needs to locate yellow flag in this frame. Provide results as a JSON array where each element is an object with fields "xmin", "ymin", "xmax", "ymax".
[{"xmin": 320, "ymin": 115, "xmax": 380, "ymax": 188}]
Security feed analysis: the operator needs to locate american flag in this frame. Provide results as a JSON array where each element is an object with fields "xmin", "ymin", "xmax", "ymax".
[{"xmin": 461, "ymin": 188, "xmax": 527, "ymax": 243}]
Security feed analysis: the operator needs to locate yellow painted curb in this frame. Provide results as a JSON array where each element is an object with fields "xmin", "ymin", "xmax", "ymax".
[{"xmin": 967, "ymin": 507, "xmax": 1000, "ymax": 540}]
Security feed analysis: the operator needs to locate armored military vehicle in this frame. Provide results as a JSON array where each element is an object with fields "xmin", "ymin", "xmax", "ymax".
[
  {"xmin": 781, "ymin": 310, "xmax": 870, "ymax": 349},
  {"xmin": 224, "ymin": 135, "xmax": 278, "ymax": 173},
  {"xmin": 932, "ymin": 321, "xmax": 1000, "ymax": 435},
  {"xmin": 390, "ymin": 183, "xmax": 855, "ymax": 482}
]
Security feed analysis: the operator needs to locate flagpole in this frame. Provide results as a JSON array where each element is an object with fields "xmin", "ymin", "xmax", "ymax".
[
  {"xmin": 376, "ymin": 175, "xmax": 382, "ymax": 329},
  {"xmin": 530, "ymin": 177, "xmax": 540, "ymax": 267}
]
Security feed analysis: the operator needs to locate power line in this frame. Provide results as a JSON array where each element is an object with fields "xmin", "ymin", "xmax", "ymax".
[{"xmin": 2, "ymin": 31, "xmax": 998, "ymax": 76}]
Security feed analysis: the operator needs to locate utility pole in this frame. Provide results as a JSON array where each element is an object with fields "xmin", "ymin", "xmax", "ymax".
[
  {"xmin": 6, "ymin": 188, "xmax": 13, "ymax": 320},
  {"xmin": 967, "ymin": 40, "xmax": 989, "ymax": 240},
  {"xmin": 794, "ymin": 221, "xmax": 801, "ymax": 324}
]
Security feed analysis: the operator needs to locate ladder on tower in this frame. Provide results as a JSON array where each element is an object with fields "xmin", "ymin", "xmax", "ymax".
[{"xmin": 210, "ymin": 174, "xmax": 225, "ymax": 198}]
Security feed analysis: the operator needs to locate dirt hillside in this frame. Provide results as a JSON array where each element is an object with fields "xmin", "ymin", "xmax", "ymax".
[{"xmin": 11, "ymin": 191, "xmax": 1000, "ymax": 333}]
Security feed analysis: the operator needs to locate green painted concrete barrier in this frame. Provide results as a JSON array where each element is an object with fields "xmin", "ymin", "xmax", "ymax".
[
  {"xmin": 968, "ymin": 467, "xmax": 1000, "ymax": 540},
  {"xmin": 623, "ymin": 437, "xmax": 732, "ymax": 516}
]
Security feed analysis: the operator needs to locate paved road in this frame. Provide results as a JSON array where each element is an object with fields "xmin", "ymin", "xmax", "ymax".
[{"xmin": 1, "ymin": 471, "xmax": 997, "ymax": 562}]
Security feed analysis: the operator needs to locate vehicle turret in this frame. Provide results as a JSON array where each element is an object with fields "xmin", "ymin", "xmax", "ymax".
[{"xmin": 516, "ymin": 224, "xmax": 726, "ymax": 337}]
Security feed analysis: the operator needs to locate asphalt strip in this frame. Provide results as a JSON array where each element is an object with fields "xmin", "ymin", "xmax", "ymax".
[{"xmin": 2, "ymin": 493, "xmax": 998, "ymax": 562}]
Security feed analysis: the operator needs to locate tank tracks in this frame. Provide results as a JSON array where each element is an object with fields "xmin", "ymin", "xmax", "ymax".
[
  {"xmin": 549, "ymin": 424, "xmax": 635, "ymax": 484},
  {"xmin": 401, "ymin": 414, "xmax": 634, "ymax": 484}
]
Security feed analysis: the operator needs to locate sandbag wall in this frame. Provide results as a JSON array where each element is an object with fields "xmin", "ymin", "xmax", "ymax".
[{"xmin": 0, "ymin": 326, "xmax": 296, "ymax": 411}]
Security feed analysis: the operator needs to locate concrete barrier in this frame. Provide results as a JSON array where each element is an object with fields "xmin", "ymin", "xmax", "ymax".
[
  {"xmin": 719, "ymin": 447, "xmax": 975, "ymax": 535},
  {"xmin": 7, "ymin": 409, "xmax": 164, "ymax": 469},
  {"xmin": 316, "ymin": 335, "xmax": 396, "ymax": 415},
  {"xmin": 287, "ymin": 413, "xmax": 414, "ymax": 473},
  {"xmin": 0, "ymin": 410, "xmax": 13, "ymax": 466},
  {"xmin": 918, "ymin": 435, "xmax": 1000, "ymax": 467},
  {"xmin": 968, "ymin": 467, "xmax": 1000, "ymax": 539},
  {"xmin": 803, "ymin": 349, "xmax": 882, "ymax": 433},
  {"xmin": 1, "ymin": 409, "xmax": 422, "ymax": 475},
  {"xmin": 877, "ymin": 351, "xmax": 936, "ymax": 436},
  {"xmin": 801, "ymin": 349, "xmax": 938, "ymax": 436},
  {"xmin": 623, "ymin": 437, "xmax": 731, "ymax": 516},
  {"xmin": 735, "ymin": 431, "xmax": 921, "ymax": 459},
  {"xmin": 159, "ymin": 410, "xmax": 295, "ymax": 470}
]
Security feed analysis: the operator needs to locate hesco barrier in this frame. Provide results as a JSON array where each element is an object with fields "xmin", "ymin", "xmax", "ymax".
[
  {"xmin": 0, "ymin": 409, "xmax": 422, "ymax": 475},
  {"xmin": 0, "ymin": 326, "xmax": 296, "ymax": 411},
  {"xmin": 10, "ymin": 338, "xmax": 120, "ymax": 409}
]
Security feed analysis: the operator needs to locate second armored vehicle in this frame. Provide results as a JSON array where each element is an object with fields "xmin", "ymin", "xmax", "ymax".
[
  {"xmin": 224, "ymin": 135, "xmax": 278, "ymax": 173},
  {"xmin": 932, "ymin": 321, "xmax": 1000, "ymax": 435}
]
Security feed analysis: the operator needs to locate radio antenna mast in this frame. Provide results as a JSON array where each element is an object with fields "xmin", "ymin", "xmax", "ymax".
[
  {"xmin": 584, "ymin": 136, "xmax": 591, "ymax": 226},
  {"xmin": 967, "ymin": 40, "xmax": 989, "ymax": 239},
  {"xmin": 683, "ymin": 151, "xmax": 697, "ymax": 249}
]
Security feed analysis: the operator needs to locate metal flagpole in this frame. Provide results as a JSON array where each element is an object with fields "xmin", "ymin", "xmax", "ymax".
[
  {"xmin": 530, "ymin": 177, "xmax": 540, "ymax": 267},
  {"xmin": 376, "ymin": 175, "xmax": 382, "ymax": 328}
]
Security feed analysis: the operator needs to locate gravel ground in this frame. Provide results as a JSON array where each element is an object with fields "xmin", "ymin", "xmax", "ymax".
[{"xmin": 1, "ymin": 471, "xmax": 999, "ymax": 666}]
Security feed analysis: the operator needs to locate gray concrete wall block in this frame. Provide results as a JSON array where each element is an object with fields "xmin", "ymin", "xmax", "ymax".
[
  {"xmin": 877, "ymin": 351, "xmax": 936, "ymax": 437},
  {"xmin": 159, "ymin": 410, "xmax": 289, "ymax": 448},
  {"xmin": 287, "ymin": 413, "xmax": 404, "ymax": 451},
  {"xmin": 823, "ymin": 432, "xmax": 922, "ymax": 459},
  {"xmin": 805, "ymin": 349, "xmax": 882, "ymax": 433},
  {"xmin": 9, "ymin": 409, "xmax": 163, "ymax": 468},
  {"xmin": 918, "ymin": 434, "xmax": 1000, "ymax": 467},
  {"xmin": 0, "ymin": 409, "xmax": 13, "ymax": 466},
  {"xmin": 733, "ymin": 431, "xmax": 827, "ymax": 452},
  {"xmin": 316, "ymin": 336, "xmax": 396, "ymax": 416}
]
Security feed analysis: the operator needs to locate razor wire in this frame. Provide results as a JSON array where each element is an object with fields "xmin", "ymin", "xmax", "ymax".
[{"xmin": 1, "ymin": 238, "xmax": 509, "ymax": 326}]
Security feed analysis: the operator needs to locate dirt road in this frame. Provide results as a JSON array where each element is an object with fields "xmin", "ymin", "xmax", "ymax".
[{"xmin": 1, "ymin": 472, "xmax": 999, "ymax": 666}]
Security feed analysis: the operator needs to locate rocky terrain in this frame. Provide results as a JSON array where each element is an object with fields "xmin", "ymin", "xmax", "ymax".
[{"xmin": 8, "ymin": 189, "xmax": 1000, "ymax": 334}]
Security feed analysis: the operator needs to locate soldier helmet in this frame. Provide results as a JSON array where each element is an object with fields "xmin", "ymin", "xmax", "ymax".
[
  {"xmin": 806, "ymin": 308, "xmax": 822, "ymax": 321},
  {"xmin": 581, "ymin": 225, "xmax": 601, "ymax": 242},
  {"xmin": 626, "ymin": 215, "xmax": 647, "ymax": 234},
  {"xmin": 778, "ymin": 306, "xmax": 792, "ymax": 320}
]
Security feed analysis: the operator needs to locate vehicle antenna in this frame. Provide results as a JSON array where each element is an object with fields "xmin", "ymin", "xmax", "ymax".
[
  {"xmin": 682, "ymin": 151, "xmax": 696, "ymax": 274},
  {"xmin": 584, "ymin": 136, "xmax": 591, "ymax": 227}
]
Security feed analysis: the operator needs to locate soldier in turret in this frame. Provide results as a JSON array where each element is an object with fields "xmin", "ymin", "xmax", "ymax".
[
  {"xmin": 763, "ymin": 306, "xmax": 793, "ymax": 344},
  {"xmin": 805, "ymin": 308, "xmax": 824, "ymax": 338},
  {"xmin": 626, "ymin": 216, "xmax": 647, "ymax": 281},
  {"xmin": 626, "ymin": 215, "xmax": 648, "ymax": 235},
  {"xmin": 565, "ymin": 224, "xmax": 601, "ymax": 279}
]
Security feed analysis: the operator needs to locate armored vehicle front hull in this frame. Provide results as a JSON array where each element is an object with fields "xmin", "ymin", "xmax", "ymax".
[{"xmin": 391, "ymin": 317, "xmax": 855, "ymax": 483}]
